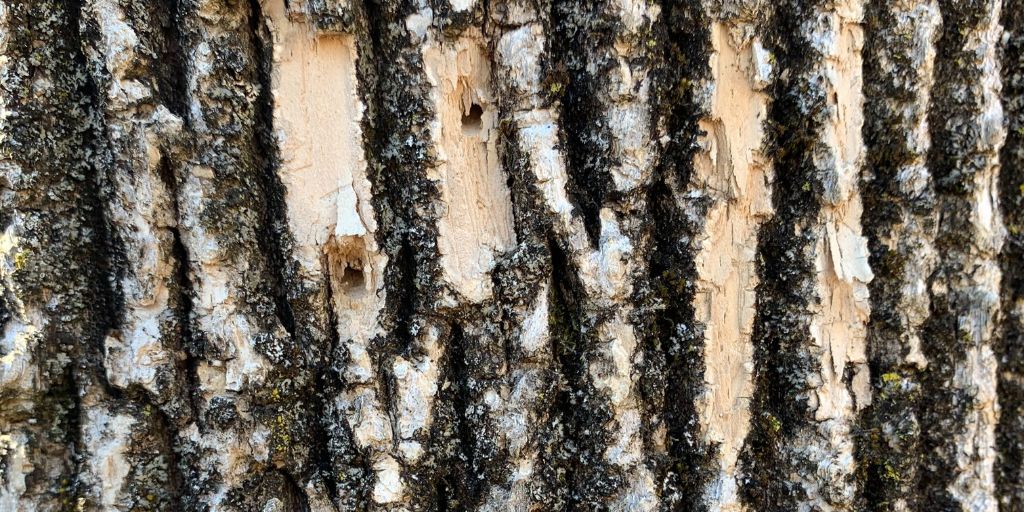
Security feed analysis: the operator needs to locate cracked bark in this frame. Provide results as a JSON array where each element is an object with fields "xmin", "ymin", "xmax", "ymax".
[{"xmin": 0, "ymin": 0, "xmax": 1020, "ymax": 511}]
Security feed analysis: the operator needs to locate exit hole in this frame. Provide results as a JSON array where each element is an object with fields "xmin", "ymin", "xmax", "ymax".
[
  {"xmin": 462, "ymin": 104, "xmax": 483, "ymax": 135},
  {"xmin": 339, "ymin": 265, "xmax": 365, "ymax": 291}
]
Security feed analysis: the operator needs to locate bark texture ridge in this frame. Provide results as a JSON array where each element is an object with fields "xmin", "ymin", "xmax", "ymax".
[{"xmin": 0, "ymin": 0, "xmax": 1020, "ymax": 510}]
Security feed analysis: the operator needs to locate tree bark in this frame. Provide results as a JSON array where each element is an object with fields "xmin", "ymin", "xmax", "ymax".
[{"xmin": 0, "ymin": 0, "xmax": 1020, "ymax": 510}]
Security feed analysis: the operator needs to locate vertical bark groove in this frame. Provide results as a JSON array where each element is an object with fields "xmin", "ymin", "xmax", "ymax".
[
  {"xmin": 1, "ymin": 0, "xmax": 1020, "ymax": 510},
  {"xmin": 856, "ymin": 0, "xmax": 940, "ymax": 509},
  {"xmin": 997, "ymin": 0, "xmax": 1024, "ymax": 508},
  {"xmin": 918, "ymin": 1, "xmax": 1005, "ymax": 508},
  {"xmin": 739, "ymin": 0, "xmax": 827, "ymax": 508},
  {"xmin": 634, "ymin": 1, "xmax": 716, "ymax": 510}
]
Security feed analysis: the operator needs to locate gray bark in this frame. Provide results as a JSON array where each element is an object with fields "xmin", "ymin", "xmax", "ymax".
[{"xmin": 0, "ymin": 0, "xmax": 1021, "ymax": 510}]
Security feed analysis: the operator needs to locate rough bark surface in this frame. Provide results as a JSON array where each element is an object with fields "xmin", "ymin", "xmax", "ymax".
[{"xmin": 0, "ymin": 0, "xmax": 1020, "ymax": 510}]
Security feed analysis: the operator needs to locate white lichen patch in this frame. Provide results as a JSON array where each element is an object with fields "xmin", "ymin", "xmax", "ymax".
[
  {"xmin": 0, "ymin": 320, "xmax": 37, "ymax": 394},
  {"xmin": 81, "ymin": 407, "xmax": 136, "ymax": 510},
  {"xmin": 0, "ymin": 432, "xmax": 31, "ymax": 510},
  {"xmin": 392, "ymin": 325, "xmax": 444, "ymax": 461},
  {"xmin": 0, "ymin": 220, "xmax": 42, "ymax": 397},
  {"xmin": 371, "ymin": 455, "xmax": 406, "ymax": 504}
]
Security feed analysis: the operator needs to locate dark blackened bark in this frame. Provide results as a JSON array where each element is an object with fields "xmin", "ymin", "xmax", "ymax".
[
  {"xmin": 634, "ymin": 0, "xmax": 716, "ymax": 509},
  {"xmin": 916, "ymin": 1, "xmax": 1004, "ymax": 509},
  {"xmin": 739, "ymin": 0, "xmax": 826, "ymax": 508},
  {"xmin": 997, "ymin": 0, "xmax": 1024, "ymax": 507},
  {"xmin": 856, "ymin": 0, "xmax": 938, "ymax": 508},
  {"xmin": 549, "ymin": 0, "xmax": 616, "ymax": 247},
  {"xmin": 0, "ymin": 0, "xmax": 118, "ymax": 508}
]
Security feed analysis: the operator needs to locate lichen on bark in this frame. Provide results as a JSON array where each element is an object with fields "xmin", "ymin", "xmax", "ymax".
[{"xmin": 0, "ymin": 0, "xmax": 1020, "ymax": 510}]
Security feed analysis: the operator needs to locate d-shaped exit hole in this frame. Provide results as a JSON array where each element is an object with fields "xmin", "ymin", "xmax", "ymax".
[
  {"xmin": 326, "ymin": 236, "xmax": 370, "ymax": 300},
  {"xmin": 461, "ymin": 103, "xmax": 483, "ymax": 135},
  {"xmin": 339, "ymin": 265, "xmax": 365, "ymax": 291}
]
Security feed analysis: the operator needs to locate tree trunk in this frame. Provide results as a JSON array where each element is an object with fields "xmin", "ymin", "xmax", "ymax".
[{"xmin": 0, "ymin": 0, "xmax": 1021, "ymax": 510}]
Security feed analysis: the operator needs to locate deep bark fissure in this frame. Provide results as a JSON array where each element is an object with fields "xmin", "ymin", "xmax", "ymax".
[
  {"xmin": 739, "ymin": 1, "xmax": 828, "ymax": 508},
  {"xmin": 68, "ymin": 0, "xmax": 139, "ymax": 504},
  {"xmin": 155, "ymin": 149, "xmax": 205, "ymax": 429},
  {"xmin": 249, "ymin": 0, "xmax": 297, "ymax": 342},
  {"xmin": 151, "ymin": 0, "xmax": 189, "ymax": 118},
  {"xmin": 542, "ymin": 233, "xmax": 620, "ymax": 510},
  {"xmin": 61, "ymin": 365, "xmax": 86, "ymax": 507},
  {"xmin": 146, "ymin": 402, "xmax": 188, "ymax": 511},
  {"xmin": 444, "ymin": 323, "xmax": 483, "ymax": 510},
  {"xmin": 643, "ymin": 180, "xmax": 715, "ymax": 510},
  {"xmin": 855, "ymin": 0, "xmax": 936, "ymax": 507},
  {"xmin": 916, "ymin": 1, "xmax": 1002, "ymax": 507},
  {"xmin": 314, "ymin": 249, "xmax": 344, "ymax": 505},
  {"xmin": 997, "ymin": 0, "xmax": 1024, "ymax": 507},
  {"xmin": 394, "ymin": 238, "xmax": 421, "ymax": 352},
  {"xmin": 548, "ymin": 0, "xmax": 617, "ymax": 248},
  {"xmin": 636, "ymin": 1, "xmax": 716, "ymax": 508},
  {"xmin": 358, "ymin": 0, "xmax": 440, "ymax": 358},
  {"xmin": 281, "ymin": 468, "xmax": 313, "ymax": 512},
  {"xmin": 356, "ymin": 2, "xmax": 455, "ymax": 505}
]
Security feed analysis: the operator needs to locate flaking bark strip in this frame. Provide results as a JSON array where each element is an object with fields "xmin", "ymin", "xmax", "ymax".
[
  {"xmin": 918, "ymin": 0, "xmax": 1004, "ymax": 509},
  {"xmin": 259, "ymin": 2, "xmax": 385, "ymax": 506},
  {"xmin": 688, "ymin": 2, "xmax": 776, "ymax": 509},
  {"xmin": 800, "ymin": 0, "xmax": 875, "ymax": 508},
  {"xmin": 855, "ymin": 0, "xmax": 941, "ymax": 508},
  {"xmin": 412, "ymin": 7, "xmax": 554, "ymax": 510},
  {"xmin": 997, "ymin": 0, "xmax": 1024, "ymax": 506},
  {"xmin": 264, "ymin": 0, "xmax": 387, "ymax": 505}
]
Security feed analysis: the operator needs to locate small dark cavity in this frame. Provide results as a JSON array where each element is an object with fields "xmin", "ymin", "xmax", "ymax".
[
  {"xmin": 462, "ymin": 104, "xmax": 484, "ymax": 135},
  {"xmin": 339, "ymin": 265, "xmax": 366, "ymax": 292}
]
